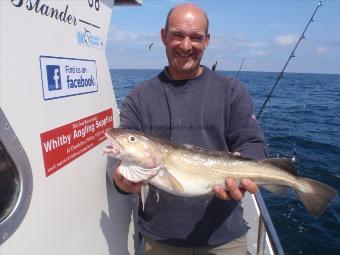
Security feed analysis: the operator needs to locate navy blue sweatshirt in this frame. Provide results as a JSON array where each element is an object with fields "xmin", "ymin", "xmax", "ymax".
[{"xmin": 116, "ymin": 66, "xmax": 266, "ymax": 246}]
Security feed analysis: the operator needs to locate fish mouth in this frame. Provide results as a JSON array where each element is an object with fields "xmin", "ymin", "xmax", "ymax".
[{"xmin": 103, "ymin": 133, "xmax": 123, "ymax": 157}]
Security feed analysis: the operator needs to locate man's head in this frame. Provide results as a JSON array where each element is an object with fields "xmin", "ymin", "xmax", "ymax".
[{"xmin": 161, "ymin": 3, "xmax": 210, "ymax": 80}]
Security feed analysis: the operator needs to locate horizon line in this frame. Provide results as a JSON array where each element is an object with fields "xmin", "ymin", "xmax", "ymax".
[{"xmin": 108, "ymin": 68, "xmax": 340, "ymax": 76}]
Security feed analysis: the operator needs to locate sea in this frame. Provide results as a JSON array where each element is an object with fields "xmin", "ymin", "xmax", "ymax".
[{"xmin": 110, "ymin": 69, "xmax": 340, "ymax": 255}]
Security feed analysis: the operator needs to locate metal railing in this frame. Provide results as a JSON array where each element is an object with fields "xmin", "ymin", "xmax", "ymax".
[{"xmin": 255, "ymin": 192, "xmax": 285, "ymax": 255}]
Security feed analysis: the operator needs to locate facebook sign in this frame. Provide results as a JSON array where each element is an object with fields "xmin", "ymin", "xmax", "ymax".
[
  {"xmin": 40, "ymin": 56, "xmax": 98, "ymax": 100},
  {"xmin": 46, "ymin": 65, "xmax": 62, "ymax": 91}
]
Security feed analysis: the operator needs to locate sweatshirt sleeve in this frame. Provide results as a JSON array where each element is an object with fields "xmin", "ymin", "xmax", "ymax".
[
  {"xmin": 226, "ymin": 81, "xmax": 267, "ymax": 160},
  {"xmin": 119, "ymin": 88, "xmax": 143, "ymax": 131}
]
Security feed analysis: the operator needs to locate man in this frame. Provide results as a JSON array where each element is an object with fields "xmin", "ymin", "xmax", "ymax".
[
  {"xmin": 109, "ymin": 3, "xmax": 267, "ymax": 255},
  {"xmin": 212, "ymin": 61, "xmax": 218, "ymax": 71}
]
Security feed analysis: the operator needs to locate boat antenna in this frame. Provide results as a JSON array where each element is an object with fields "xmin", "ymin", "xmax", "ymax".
[
  {"xmin": 235, "ymin": 58, "xmax": 246, "ymax": 79},
  {"xmin": 257, "ymin": 1, "xmax": 322, "ymax": 119}
]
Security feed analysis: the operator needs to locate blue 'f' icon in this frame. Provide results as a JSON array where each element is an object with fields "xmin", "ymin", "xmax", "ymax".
[{"xmin": 46, "ymin": 65, "xmax": 62, "ymax": 91}]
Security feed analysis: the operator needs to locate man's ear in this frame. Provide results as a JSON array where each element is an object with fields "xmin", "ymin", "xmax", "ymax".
[
  {"xmin": 161, "ymin": 28, "xmax": 167, "ymax": 44},
  {"xmin": 204, "ymin": 33, "xmax": 210, "ymax": 49}
]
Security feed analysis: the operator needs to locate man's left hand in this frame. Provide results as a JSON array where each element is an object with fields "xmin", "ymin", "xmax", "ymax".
[{"xmin": 213, "ymin": 178, "xmax": 259, "ymax": 201}]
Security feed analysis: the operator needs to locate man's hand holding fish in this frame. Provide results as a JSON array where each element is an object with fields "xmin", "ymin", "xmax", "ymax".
[
  {"xmin": 213, "ymin": 178, "xmax": 259, "ymax": 201},
  {"xmin": 113, "ymin": 166, "xmax": 143, "ymax": 194}
]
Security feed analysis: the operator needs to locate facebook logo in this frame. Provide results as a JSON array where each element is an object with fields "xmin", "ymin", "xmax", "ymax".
[{"xmin": 46, "ymin": 65, "xmax": 62, "ymax": 91}]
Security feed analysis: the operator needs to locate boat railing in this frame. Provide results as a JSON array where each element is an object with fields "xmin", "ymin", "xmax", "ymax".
[{"xmin": 255, "ymin": 192, "xmax": 285, "ymax": 255}]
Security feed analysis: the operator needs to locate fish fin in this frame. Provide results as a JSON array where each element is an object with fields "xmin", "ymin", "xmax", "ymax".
[
  {"xmin": 158, "ymin": 168, "xmax": 184, "ymax": 193},
  {"xmin": 264, "ymin": 158, "xmax": 297, "ymax": 175},
  {"xmin": 262, "ymin": 185, "xmax": 289, "ymax": 196},
  {"xmin": 296, "ymin": 177, "xmax": 337, "ymax": 217},
  {"xmin": 141, "ymin": 182, "xmax": 149, "ymax": 211}
]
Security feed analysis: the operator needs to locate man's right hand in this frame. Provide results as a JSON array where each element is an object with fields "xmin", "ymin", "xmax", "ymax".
[{"xmin": 113, "ymin": 167, "xmax": 143, "ymax": 193}]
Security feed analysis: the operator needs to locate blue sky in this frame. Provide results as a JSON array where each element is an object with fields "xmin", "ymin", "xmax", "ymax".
[{"xmin": 106, "ymin": 0, "xmax": 340, "ymax": 74}]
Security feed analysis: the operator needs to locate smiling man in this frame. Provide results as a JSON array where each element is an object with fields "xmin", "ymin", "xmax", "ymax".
[
  {"xmin": 161, "ymin": 4, "xmax": 210, "ymax": 80},
  {"xmin": 109, "ymin": 3, "xmax": 267, "ymax": 255}
]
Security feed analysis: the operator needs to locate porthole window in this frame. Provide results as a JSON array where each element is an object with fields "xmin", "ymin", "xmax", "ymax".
[
  {"xmin": 0, "ymin": 140, "xmax": 21, "ymax": 223},
  {"xmin": 0, "ymin": 109, "xmax": 33, "ymax": 245}
]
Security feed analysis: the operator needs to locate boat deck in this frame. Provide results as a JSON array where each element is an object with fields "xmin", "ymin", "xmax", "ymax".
[{"xmin": 128, "ymin": 192, "xmax": 275, "ymax": 255}]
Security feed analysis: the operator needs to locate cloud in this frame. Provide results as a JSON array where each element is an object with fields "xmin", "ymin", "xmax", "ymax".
[
  {"xmin": 269, "ymin": 23, "xmax": 286, "ymax": 28},
  {"xmin": 236, "ymin": 42, "xmax": 269, "ymax": 49},
  {"xmin": 207, "ymin": 32, "xmax": 273, "ymax": 61},
  {"xmin": 208, "ymin": 33, "xmax": 246, "ymax": 51},
  {"xmin": 250, "ymin": 50, "xmax": 269, "ymax": 56},
  {"xmin": 209, "ymin": 33, "xmax": 269, "ymax": 51},
  {"xmin": 315, "ymin": 46, "xmax": 328, "ymax": 54},
  {"xmin": 107, "ymin": 25, "xmax": 134, "ymax": 44},
  {"xmin": 274, "ymin": 34, "xmax": 299, "ymax": 46},
  {"xmin": 107, "ymin": 25, "xmax": 159, "ymax": 48}
]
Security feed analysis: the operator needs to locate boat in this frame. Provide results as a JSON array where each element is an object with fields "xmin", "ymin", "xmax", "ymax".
[{"xmin": 0, "ymin": 1, "xmax": 282, "ymax": 254}]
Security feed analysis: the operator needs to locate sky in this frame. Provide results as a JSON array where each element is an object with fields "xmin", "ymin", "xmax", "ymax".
[{"xmin": 106, "ymin": 0, "xmax": 340, "ymax": 74}]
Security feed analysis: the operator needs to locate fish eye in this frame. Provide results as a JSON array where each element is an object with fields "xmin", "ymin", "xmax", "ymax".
[{"xmin": 128, "ymin": 135, "xmax": 136, "ymax": 143}]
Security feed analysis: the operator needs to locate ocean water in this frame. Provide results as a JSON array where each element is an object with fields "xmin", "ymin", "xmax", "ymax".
[{"xmin": 110, "ymin": 69, "xmax": 340, "ymax": 255}]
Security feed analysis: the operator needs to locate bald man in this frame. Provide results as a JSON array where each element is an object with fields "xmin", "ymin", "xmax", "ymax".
[{"xmin": 109, "ymin": 3, "xmax": 267, "ymax": 255}]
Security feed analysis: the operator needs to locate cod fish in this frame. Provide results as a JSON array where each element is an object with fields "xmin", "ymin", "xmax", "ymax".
[{"xmin": 104, "ymin": 128, "xmax": 337, "ymax": 217}]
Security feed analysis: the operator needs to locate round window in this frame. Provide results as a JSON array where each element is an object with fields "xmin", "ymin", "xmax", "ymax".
[
  {"xmin": 0, "ymin": 109, "xmax": 33, "ymax": 245},
  {"xmin": 0, "ymin": 142, "xmax": 21, "ymax": 223}
]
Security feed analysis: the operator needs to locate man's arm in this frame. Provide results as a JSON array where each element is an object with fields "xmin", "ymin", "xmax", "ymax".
[
  {"xmin": 214, "ymin": 80, "xmax": 266, "ymax": 200},
  {"xmin": 226, "ymin": 80, "xmax": 267, "ymax": 160}
]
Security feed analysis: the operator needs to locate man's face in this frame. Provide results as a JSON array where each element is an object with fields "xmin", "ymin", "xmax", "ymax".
[{"xmin": 161, "ymin": 8, "xmax": 210, "ymax": 80}]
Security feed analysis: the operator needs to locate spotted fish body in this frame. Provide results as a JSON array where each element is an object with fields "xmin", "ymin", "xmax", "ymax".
[{"xmin": 104, "ymin": 128, "xmax": 337, "ymax": 217}]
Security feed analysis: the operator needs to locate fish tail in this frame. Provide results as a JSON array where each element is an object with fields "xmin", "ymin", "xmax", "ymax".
[{"xmin": 295, "ymin": 177, "xmax": 337, "ymax": 217}]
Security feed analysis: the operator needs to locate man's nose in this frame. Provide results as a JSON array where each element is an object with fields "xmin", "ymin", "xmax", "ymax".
[{"xmin": 180, "ymin": 36, "xmax": 192, "ymax": 51}]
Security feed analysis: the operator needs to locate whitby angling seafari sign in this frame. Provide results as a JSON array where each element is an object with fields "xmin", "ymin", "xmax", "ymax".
[{"xmin": 40, "ymin": 109, "xmax": 113, "ymax": 176}]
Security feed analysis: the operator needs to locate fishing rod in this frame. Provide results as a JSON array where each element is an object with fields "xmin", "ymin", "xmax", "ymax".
[
  {"xmin": 253, "ymin": 4, "xmax": 322, "ymax": 254},
  {"xmin": 235, "ymin": 57, "xmax": 246, "ymax": 79},
  {"xmin": 257, "ymin": 1, "xmax": 322, "ymax": 119}
]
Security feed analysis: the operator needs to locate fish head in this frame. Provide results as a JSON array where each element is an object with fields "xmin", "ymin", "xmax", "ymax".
[{"xmin": 104, "ymin": 128, "xmax": 164, "ymax": 169}]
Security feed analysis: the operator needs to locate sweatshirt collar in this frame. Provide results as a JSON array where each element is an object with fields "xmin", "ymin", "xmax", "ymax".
[{"xmin": 162, "ymin": 66, "xmax": 208, "ymax": 87}]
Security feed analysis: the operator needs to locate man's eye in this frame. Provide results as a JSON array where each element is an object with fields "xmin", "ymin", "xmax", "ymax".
[
  {"xmin": 191, "ymin": 36, "xmax": 204, "ymax": 42},
  {"xmin": 172, "ymin": 34, "xmax": 183, "ymax": 39}
]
